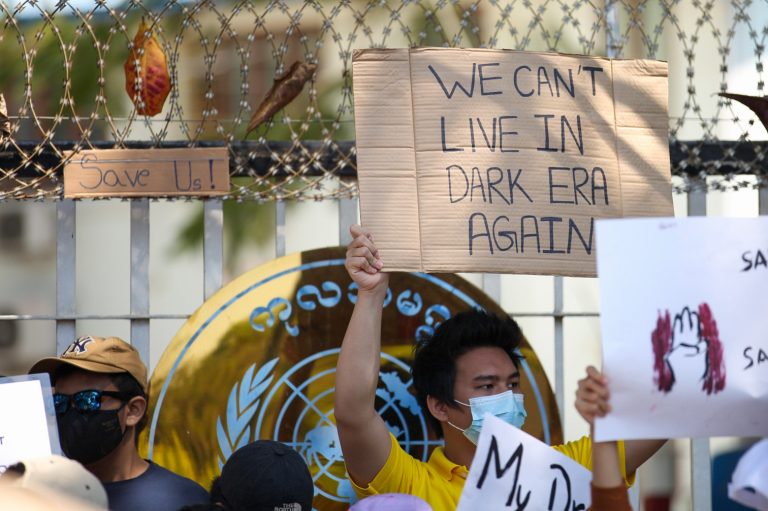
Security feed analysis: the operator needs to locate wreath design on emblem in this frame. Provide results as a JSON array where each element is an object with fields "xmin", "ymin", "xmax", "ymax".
[
  {"xmin": 148, "ymin": 255, "xmax": 557, "ymax": 511},
  {"xmin": 215, "ymin": 350, "xmax": 432, "ymax": 507},
  {"xmin": 215, "ymin": 358, "xmax": 278, "ymax": 468}
]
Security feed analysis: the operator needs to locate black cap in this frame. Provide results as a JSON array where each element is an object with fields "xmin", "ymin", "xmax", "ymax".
[{"xmin": 219, "ymin": 440, "xmax": 314, "ymax": 511}]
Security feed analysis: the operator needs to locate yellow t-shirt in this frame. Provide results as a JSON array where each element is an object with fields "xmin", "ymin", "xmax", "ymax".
[{"xmin": 350, "ymin": 433, "xmax": 631, "ymax": 511}]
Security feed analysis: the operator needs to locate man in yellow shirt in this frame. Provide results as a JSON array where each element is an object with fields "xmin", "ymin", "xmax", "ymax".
[{"xmin": 335, "ymin": 225, "xmax": 665, "ymax": 511}]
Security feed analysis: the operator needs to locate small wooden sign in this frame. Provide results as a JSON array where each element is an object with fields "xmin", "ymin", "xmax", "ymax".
[{"xmin": 63, "ymin": 147, "xmax": 230, "ymax": 198}]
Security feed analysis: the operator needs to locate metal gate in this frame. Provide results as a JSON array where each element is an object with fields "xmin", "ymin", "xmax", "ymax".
[{"xmin": 2, "ymin": 1, "xmax": 767, "ymax": 509}]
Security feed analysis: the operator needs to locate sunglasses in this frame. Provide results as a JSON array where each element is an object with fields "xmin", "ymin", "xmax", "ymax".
[{"xmin": 53, "ymin": 389, "xmax": 134, "ymax": 414}]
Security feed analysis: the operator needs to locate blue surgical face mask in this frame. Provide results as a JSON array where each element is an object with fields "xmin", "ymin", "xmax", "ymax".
[{"xmin": 447, "ymin": 390, "xmax": 527, "ymax": 445}]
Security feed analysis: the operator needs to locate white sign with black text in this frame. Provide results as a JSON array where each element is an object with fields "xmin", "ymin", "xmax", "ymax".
[
  {"xmin": 0, "ymin": 375, "xmax": 59, "ymax": 473},
  {"xmin": 457, "ymin": 414, "xmax": 592, "ymax": 511}
]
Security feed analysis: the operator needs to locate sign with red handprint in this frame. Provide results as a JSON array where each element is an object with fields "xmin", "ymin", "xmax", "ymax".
[
  {"xmin": 594, "ymin": 217, "xmax": 768, "ymax": 440},
  {"xmin": 651, "ymin": 303, "xmax": 726, "ymax": 396}
]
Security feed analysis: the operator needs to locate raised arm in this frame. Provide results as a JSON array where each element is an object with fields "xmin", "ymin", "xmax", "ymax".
[
  {"xmin": 334, "ymin": 225, "xmax": 393, "ymax": 486},
  {"xmin": 576, "ymin": 366, "xmax": 666, "ymax": 477},
  {"xmin": 576, "ymin": 367, "xmax": 632, "ymax": 510},
  {"xmin": 592, "ymin": 440, "xmax": 625, "ymax": 488}
]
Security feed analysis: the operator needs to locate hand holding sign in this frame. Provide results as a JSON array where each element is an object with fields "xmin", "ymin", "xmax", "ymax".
[
  {"xmin": 574, "ymin": 366, "xmax": 611, "ymax": 426},
  {"xmin": 346, "ymin": 225, "xmax": 388, "ymax": 293}
]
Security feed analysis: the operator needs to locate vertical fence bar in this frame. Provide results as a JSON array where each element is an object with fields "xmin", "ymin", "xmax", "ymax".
[
  {"xmin": 130, "ymin": 199, "xmax": 150, "ymax": 365},
  {"xmin": 275, "ymin": 201, "xmax": 286, "ymax": 258},
  {"xmin": 604, "ymin": 3, "xmax": 641, "ymax": 505},
  {"xmin": 688, "ymin": 186, "xmax": 707, "ymax": 217},
  {"xmin": 482, "ymin": 274, "xmax": 501, "ymax": 304},
  {"xmin": 605, "ymin": 0, "xmax": 621, "ymax": 58},
  {"xmin": 56, "ymin": 200, "xmax": 76, "ymax": 354},
  {"xmin": 688, "ymin": 182, "xmax": 712, "ymax": 511},
  {"xmin": 204, "ymin": 199, "xmax": 224, "ymax": 301},
  {"xmin": 338, "ymin": 195, "xmax": 358, "ymax": 246},
  {"xmin": 553, "ymin": 276, "xmax": 564, "ymax": 424}
]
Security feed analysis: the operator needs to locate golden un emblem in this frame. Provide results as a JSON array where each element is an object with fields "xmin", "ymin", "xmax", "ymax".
[{"xmin": 141, "ymin": 247, "xmax": 561, "ymax": 510}]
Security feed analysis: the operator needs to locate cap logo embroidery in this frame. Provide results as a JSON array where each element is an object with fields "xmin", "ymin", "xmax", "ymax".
[
  {"xmin": 62, "ymin": 336, "xmax": 94, "ymax": 357},
  {"xmin": 274, "ymin": 504, "xmax": 300, "ymax": 511}
]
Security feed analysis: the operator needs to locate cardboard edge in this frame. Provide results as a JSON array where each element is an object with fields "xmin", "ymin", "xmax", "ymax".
[
  {"xmin": 611, "ymin": 59, "xmax": 673, "ymax": 218},
  {"xmin": 609, "ymin": 60, "xmax": 626, "ymax": 218},
  {"xmin": 407, "ymin": 48, "xmax": 426, "ymax": 273},
  {"xmin": 352, "ymin": 48, "xmax": 424, "ymax": 272}
]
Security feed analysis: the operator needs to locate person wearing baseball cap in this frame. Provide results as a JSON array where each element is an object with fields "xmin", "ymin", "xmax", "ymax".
[
  {"xmin": 179, "ymin": 440, "xmax": 315, "ymax": 511},
  {"xmin": 30, "ymin": 335, "xmax": 209, "ymax": 511}
]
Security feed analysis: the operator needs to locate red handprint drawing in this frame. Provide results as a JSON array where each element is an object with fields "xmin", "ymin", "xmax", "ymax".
[{"xmin": 651, "ymin": 303, "xmax": 726, "ymax": 395}]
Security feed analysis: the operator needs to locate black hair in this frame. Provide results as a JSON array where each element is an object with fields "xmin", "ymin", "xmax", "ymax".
[
  {"xmin": 107, "ymin": 371, "xmax": 148, "ymax": 436},
  {"xmin": 411, "ymin": 308, "xmax": 524, "ymax": 437}
]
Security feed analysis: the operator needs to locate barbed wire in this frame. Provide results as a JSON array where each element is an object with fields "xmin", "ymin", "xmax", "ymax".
[{"xmin": 0, "ymin": 0, "xmax": 766, "ymax": 200}]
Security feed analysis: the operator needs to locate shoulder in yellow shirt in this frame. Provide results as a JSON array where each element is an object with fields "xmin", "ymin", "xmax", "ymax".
[
  {"xmin": 552, "ymin": 436, "xmax": 634, "ymax": 486},
  {"xmin": 349, "ymin": 434, "xmax": 632, "ymax": 511},
  {"xmin": 350, "ymin": 433, "xmax": 466, "ymax": 511}
]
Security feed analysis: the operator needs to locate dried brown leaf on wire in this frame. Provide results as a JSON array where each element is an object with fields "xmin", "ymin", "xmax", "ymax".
[
  {"xmin": 124, "ymin": 19, "xmax": 172, "ymax": 116},
  {"xmin": 0, "ymin": 93, "xmax": 9, "ymax": 141},
  {"xmin": 718, "ymin": 92, "xmax": 768, "ymax": 132},
  {"xmin": 246, "ymin": 61, "xmax": 317, "ymax": 134}
]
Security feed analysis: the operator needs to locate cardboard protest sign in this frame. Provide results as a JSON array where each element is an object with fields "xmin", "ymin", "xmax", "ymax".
[
  {"xmin": 457, "ymin": 414, "xmax": 591, "ymax": 511},
  {"xmin": 0, "ymin": 374, "xmax": 60, "ymax": 471},
  {"xmin": 352, "ymin": 48, "xmax": 672, "ymax": 277},
  {"xmin": 64, "ymin": 147, "xmax": 229, "ymax": 198},
  {"xmin": 595, "ymin": 217, "xmax": 768, "ymax": 441}
]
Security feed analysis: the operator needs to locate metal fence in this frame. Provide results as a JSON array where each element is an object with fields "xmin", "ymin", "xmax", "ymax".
[
  {"xmin": 1, "ymin": 0, "xmax": 766, "ymax": 201},
  {"xmin": 2, "ymin": 1, "xmax": 768, "ymax": 510}
]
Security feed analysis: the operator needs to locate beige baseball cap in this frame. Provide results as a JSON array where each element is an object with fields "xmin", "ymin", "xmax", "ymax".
[
  {"xmin": 29, "ymin": 336, "xmax": 147, "ymax": 393},
  {"xmin": 2, "ymin": 455, "xmax": 108, "ymax": 509}
]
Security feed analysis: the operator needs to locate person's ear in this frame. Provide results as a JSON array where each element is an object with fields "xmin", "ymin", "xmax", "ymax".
[
  {"xmin": 426, "ymin": 395, "xmax": 451, "ymax": 423},
  {"xmin": 124, "ymin": 396, "xmax": 147, "ymax": 428}
]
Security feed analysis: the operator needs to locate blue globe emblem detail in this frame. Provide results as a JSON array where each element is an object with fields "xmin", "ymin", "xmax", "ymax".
[
  {"xmin": 146, "ymin": 251, "xmax": 558, "ymax": 511},
  {"xmin": 223, "ymin": 349, "xmax": 436, "ymax": 506}
]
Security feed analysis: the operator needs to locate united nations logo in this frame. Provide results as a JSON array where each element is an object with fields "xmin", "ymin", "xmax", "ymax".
[{"xmin": 141, "ymin": 247, "xmax": 560, "ymax": 511}]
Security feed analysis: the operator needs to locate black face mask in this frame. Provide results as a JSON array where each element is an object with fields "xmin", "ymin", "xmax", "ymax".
[{"xmin": 57, "ymin": 407, "xmax": 126, "ymax": 465}]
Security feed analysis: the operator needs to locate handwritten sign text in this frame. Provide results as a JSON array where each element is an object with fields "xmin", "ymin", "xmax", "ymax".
[
  {"xmin": 64, "ymin": 148, "xmax": 229, "ymax": 198},
  {"xmin": 457, "ymin": 414, "xmax": 591, "ymax": 511}
]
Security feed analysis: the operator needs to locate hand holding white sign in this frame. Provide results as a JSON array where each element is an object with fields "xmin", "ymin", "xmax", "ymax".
[{"xmin": 457, "ymin": 414, "xmax": 591, "ymax": 511}]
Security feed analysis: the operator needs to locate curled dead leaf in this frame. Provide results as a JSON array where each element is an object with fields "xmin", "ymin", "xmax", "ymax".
[
  {"xmin": 246, "ymin": 61, "xmax": 317, "ymax": 134},
  {"xmin": 124, "ymin": 20, "xmax": 172, "ymax": 116},
  {"xmin": 718, "ymin": 92, "xmax": 768, "ymax": 132},
  {"xmin": 0, "ymin": 93, "xmax": 9, "ymax": 141}
]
